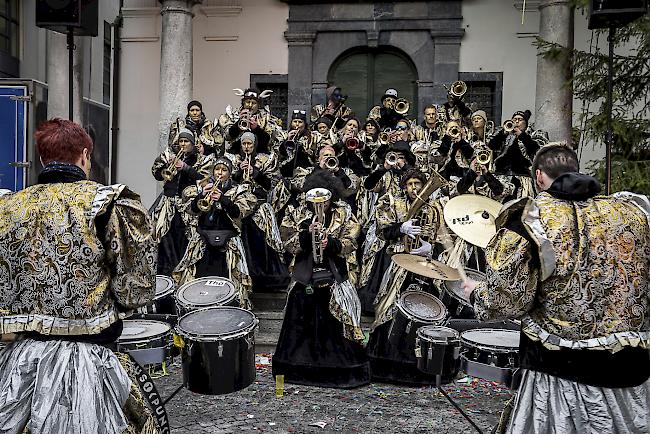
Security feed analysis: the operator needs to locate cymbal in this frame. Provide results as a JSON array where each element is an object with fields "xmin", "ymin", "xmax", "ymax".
[
  {"xmin": 443, "ymin": 195, "xmax": 502, "ymax": 248},
  {"xmin": 391, "ymin": 254, "xmax": 460, "ymax": 281}
]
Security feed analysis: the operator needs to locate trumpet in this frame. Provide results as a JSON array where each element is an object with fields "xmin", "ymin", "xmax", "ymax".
[
  {"xmin": 324, "ymin": 156, "xmax": 338, "ymax": 171},
  {"xmin": 394, "ymin": 98, "xmax": 410, "ymax": 115},
  {"xmin": 161, "ymin": 150, "xmax": 186, "ymax": 181},
  {"xmin": 386, "ymin": 151, "xmax": 399, "ymax": 166},
  {"xmin": 238, "ymin": 110, "xmax": 251, "ymax": 130},
  {"xmin": 305, "ymin": 188, "xmax": 332, "ymax": 264},
  {"xmin": 197, "ymin": 180, "xmax": 223, "ymax": 212},
  {"xmin": 449, "ymin": 80, "xmax": 467, "ymax": 98},
  {"xmin": 379, "ymin": 129, "xmax": 392, "ymax": 145},
  {"xmin": 503, "ymin": 119, "xmax": 515, "ymax": 133},
  {"xmin": 446, "ymin": 121, "xmax": 462, "ymax": 140},
  {"xmin": 345, "ymin": 136, "xmax": 360, "ymax": 151},
  {"xmin": 242, "ymin": 153, "xmax": 253, "ymax": 183}
]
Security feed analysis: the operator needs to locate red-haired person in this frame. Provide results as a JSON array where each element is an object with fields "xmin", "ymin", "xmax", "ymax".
[{"xmin": 0, "ymin": 119, "xmax": 165, "ymax": 432}]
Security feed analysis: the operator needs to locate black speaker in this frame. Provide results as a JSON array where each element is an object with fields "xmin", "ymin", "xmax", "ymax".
[
  {"xmin": 36, "ymin": 0, "xmax": 98, "ymax": 37},
  {"xmin": 588, "ymin": 0, "xmax": 648, "ymax": 29}
]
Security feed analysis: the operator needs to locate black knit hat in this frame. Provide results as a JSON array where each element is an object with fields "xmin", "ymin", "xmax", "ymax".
[
  {"xmin": 213, "ymin": 157, "xmax": 233, "ymax": 174},
  {"xmin": 187, "ymin": 100, "xmax": 203, "ymax": 112},
  {"xmin": 512, "ymin": 110, "xmax": 532, "ymax": 124},
  {"xmin": 291, "ymin": 109, "xmax": 308, "ymax": 122}
]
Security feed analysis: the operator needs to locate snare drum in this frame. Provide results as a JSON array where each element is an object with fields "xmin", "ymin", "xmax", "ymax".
[
  {"xmin": 440, "ymin": 269, "xmax": 484, "ymax": 319},
  {"xmin": 415, "ymin": 325, "xmax": 461, "ymax": 384},
  {"xmin": 388, "ymin": 291, "xmax": 448, "ymax": 347},
  {"xmin": 138, "ymin": 275, "xmax": 177, "ymax": 318},
  {"xmin": 117, "ymin": 320, "xmax": 174, "ymax": 368},
  {"xmin": 175, "ymin": 276, "xmax": 238, "ymax": 316},
  {"xmin": 176, "ymin": 306, "xmax": 258, "ymax": 395},
  {"xmin": 460, "ymin": 328, "xmax": 520, "ymax": 385}
]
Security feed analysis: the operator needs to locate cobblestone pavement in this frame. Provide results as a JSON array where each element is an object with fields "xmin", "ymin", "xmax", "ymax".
[{"xmin": 154, "ymin": 355, "xmax": 513, "ymax": 433}]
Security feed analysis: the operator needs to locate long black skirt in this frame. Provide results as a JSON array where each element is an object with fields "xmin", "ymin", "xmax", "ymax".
[
  {"xmin": 240, "ymin": 217, "xmax": 290, "ymax": 292},
  {"xmin": 157, "ymin": 212, "xmax": 188, "ymax": 276},
  {"xmin": 366, "ymin": 277, "xmax": 441, "ymax": 386},
  {"xmin": 357, "ymin": 246, "xmax": 391, "ymax": 316},
  {"xmin": 194, "ymin": 243, "xmax": 229, "ymax": 279},
  {"xmin": 272, "ymin": 282, "xmax": 371, "ymax": 389}
]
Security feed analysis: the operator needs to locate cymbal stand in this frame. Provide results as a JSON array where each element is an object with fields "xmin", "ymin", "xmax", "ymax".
[{"xmin": 436, "ymin": 375, "xmax": 484, "ymax": 434}]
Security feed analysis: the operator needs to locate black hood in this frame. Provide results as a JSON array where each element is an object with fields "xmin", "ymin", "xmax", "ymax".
[{"xmin": 546, "ymin": 172, "xmax": 601, "ymax": 201}]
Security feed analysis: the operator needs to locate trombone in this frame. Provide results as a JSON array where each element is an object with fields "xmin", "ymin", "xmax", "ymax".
[{"xmin": 161, "ymin": 149, "xmax": 186, "ymax": 181}]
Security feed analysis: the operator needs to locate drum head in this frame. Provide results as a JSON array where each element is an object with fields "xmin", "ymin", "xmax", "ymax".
[
  {"xmin": 155, "ymin": 275, "xmax": 175, "ymax": 299},
  {"xmin": 177, "ymin": 307, "xmax": 257, "ymax": 339},
  {"xmin": 461, "ymin": 328, "xmax": 520, "ymax": 352},
  {"xmin": 399, "ymin": 291, "xmax": 447, "ymax": 323},
  {"xmin": 119, "ymin": 320, "xmax": 170, "ymax": 342},
  {"xmin": 443, "ymin": 269, "xmax": 485, "ymax": 306},
  {"xmin": 176, "ymin": 277, "xmax": 237, "ymax": 308},
  {"xmin": 417, "ymin": 325, "xmax": 459, "ymax": 343}
]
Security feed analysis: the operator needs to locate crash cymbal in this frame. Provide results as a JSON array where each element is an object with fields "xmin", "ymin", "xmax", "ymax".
[
  {"xmin": 443, "ymin": 195, "xmax": 502, "ymax": 248},
  {"xmin": 391, "ymin": 254, "xmax": 460, "ymax": 281}
]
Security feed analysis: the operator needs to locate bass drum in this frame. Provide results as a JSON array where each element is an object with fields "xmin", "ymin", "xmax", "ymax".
[
  {"xmin": 117, "ymin": 320, "xmax": 174, "ymax": 368},
  {"xmin": 460, "ymin": 328, "xmax": 520, "ymax": 386},
  {"xmin": 415, "ymin": 325, "xmax": 461, "ymax": 384},
  {"xmin": 176, "ymin": 306, "xmax": 258, "ymax": 395},
  {"xmin": 175, "ymin": 276, "xmax": 238, "ymax": 317},
  {"xmin": 388, "ymin": 291, "xmax": 448, "ymax": 347}
]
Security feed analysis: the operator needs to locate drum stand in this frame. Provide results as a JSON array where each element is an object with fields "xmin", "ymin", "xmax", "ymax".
[{"xmin": 435, "ymin": 375, "xmax": 484, "ymax": 434}]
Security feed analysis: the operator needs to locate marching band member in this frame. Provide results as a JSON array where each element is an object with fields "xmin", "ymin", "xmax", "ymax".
[
  {"xmin": 273, "ymin": 171, "xmax": 369, "ymax": 388},
  {"xmin": 151, "ymin": 128, "xmax": 212, "ymax": 276},
  {"xmin": 310, "ymin": 85, "xmax": 354, "ymax": 130},
  {"xmin": 441, "ymin": 84, "xmax": 471, "ymax": 125},
  {"xmin": 366, "ymin": 169, "xmax": 449, "ymax": 384},
  {"xmin": 0, "ymin": 119, "xmax": 161, "ymax": 432},
  {"xmin": 367, "ymin": 88, "xmax": 403, "ymax": 129},
  {"xmin": 168, "ymin": 100, "xmax": 218, "ymax": 155},
  {"xmin": 489, "ymin": 109, "xmax": 549, "ymax": 198},
  {"xmin": 278, "ymin": 110, "xmax": 323, "ymax": 177},
  {"xmin": 174, "ymin": 157, "xmax": 257, "ymax": 308},
  {"xmin": 464, "ymin": 144, "xmax": 650, "ymax": 433},
  {"xmin": 219, "ymin": 88, "xmax": 283, "ymax": 151},
  {"xmin": 336, "ymin": 117, "xmax": 370, "ymax": 176},
  {"xmin": 227, "ymin": 132, "xmax": 289, "ymax": 293},
  {"xmin": 411, "ymin": 104, "xmax": 446, "ymax": 173}
]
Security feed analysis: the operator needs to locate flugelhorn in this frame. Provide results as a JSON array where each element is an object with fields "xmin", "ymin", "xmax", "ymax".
[
  {"xmin": 324, "ymin": 156, "xmax": 339, "ymax": 171},
  {"xmin": 503, "ymin": 119, "xmax": 515, "ymax": 133},
  {"xmin": 305, "ymin": 188, "xmax": 332, "ymax": 264},
  {"xmin": 394, "ymin": 98, "xmax": 410, "ymax": 115},
  {"xmin": 161, "ymin": 149, "xmax": 186, "ymax": 181},
  {"xmin": 450, "ymin": 80, "xmax": 467, "ymax": 98},
  {"xmin": 197, "ymin": 179, "xmax": 223, "ymax": 212}
]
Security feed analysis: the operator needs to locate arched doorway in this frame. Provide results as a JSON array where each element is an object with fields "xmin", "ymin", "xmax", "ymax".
[{"xmin": 328, "ymin": 47, "xmax": 418, "ymax": 121}]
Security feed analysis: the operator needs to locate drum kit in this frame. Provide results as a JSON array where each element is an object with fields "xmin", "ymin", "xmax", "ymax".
[{"xmin": 119, "ymin": 275, "xmax": 259, "ymax": 403}]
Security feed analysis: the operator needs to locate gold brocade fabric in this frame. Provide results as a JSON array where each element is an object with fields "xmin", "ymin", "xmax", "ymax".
[
  {"xmin": 310, "ymin": 104, "xmax": 354, "ymax": 125},
  {"xmin": 0, "ymin": 183, "xmax": 156, "ymax": 335},
  {"xmin": 172, "ymin": 184, "xmax": 257, "ymax": 308},
  {"xmin": 474, "ymin": 192, "xmax": 650, "ymax": 352},
  {"xmin": 226, "ymin": 152, "xmax": 280, "ymax": 185},
  {"xmin": 167, "ymin": 117, "xmax": 217, "ymax": 151},
  {"xmin": 218, "ymin": 107, "xmax": 284, "ymax": 147}
]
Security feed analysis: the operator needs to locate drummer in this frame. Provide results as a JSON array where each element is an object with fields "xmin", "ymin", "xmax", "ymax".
[
  {"xmin": 464, "ymin": 144, "xmax": 650, "ymax": 433},
  {"xmin": 366, "ymin": 169, "xmax": 451, "ymax": 385}
]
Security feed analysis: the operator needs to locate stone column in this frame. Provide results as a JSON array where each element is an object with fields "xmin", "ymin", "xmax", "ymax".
[
  {"xmin": 157, "ymin": 0, "xmax": 201, "ymax": 149},
  {"xmin": 47, "ymin": 31, "xmax": 84, "ymax": 123},
  {"xmin": 285, "ymin": 32, "xmax": 316, "ymax": 118},
  {"xmin": 535, "ymin": 0, "xmax": 573, "ymax": 143},
  {"xmin": 430, "ymin": 31, "xmax": 463, "ymax": 105}
]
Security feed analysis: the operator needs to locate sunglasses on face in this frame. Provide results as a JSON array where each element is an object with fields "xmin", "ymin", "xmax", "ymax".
[{"xmin": 395, "ymin": 125, "xmax": 408, "ymax": 131}]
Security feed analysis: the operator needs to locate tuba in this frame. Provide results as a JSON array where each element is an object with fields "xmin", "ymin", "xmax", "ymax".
[
  {"xmin": 403, "ymin": 170, "xmax": 445, "ymax": 253},
  {"xmin": 161, "ymin": 149, "xmax": 186, "ymax": 181},
  {"xmin": 305, "ymin": 188, "xmax": 332, "ymax": 264},
  {"xmin": 449, "ymin": 80, "xmax": 467, "ymax": 98},
  {"xmin": 394, "ymin": 98, "xmax": 410, "ymax": 115}
]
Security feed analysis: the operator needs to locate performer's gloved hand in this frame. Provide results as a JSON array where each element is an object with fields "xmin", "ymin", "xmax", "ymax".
[
  {"xmin": 410, "ymin": 239, "xmax": 432, "ymax": 257},
  {"xmin": 400, "ymin": 219, "xmax": 422, "ymax": 238}
]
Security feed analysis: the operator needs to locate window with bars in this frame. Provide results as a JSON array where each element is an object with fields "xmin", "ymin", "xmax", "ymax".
[
  {"xmin": 250, "ymin": 74, "xmax": 288, "ymax": 128},
  {"xmin": 103, "ymin": 21, "xmax": 112, "ymax": 105},
  {"xmin": 459, "ymin": 72, "xmax": 503, "ymax": 124},
  {"xmin": 0, "ymin": 0, "xmax": 18, "ymax": 57}
]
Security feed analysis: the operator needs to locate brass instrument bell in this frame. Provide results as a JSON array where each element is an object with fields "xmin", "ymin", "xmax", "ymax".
[
  {"xmin": 450, "ymin": 80, "xmax": 467, "ymax": 98},
  {"xmin": 324, "ymin": 156, "xmax": 339, "ymax": 171},
  {"xmin": 476, "ymin": 148, "xmax": 492, "ymax": 166},
  {"xmin": 345, "ymin": 136, "xmax": 360, "ymax": 151},
  {"xmin": 446, "ymin": 121, "xmax": 462, "ymax": 140},
  {"xmin": 197, "ymin": 179, "xmax": 223, "ymax": 212},
  {"xmin": 161, "ymin": 150, "xmax": 186, "ymax": 181},
  {"xmin": 386, "ymin": 151, "xmax": 399, "ymax": 166},
  {"xmin": 394, "ymin": 98, "xmax": 410, "ymax": 115},
  {"xmin": 503, "ymin": 119, "xmax": 515, "ymax": 133},
  {"xmin": 379, "ymin": 129, "xmax": 392, "ymax": 145},
  {"xmin": 305, "ymin": 188, "xmax": 332, "ymax": 264},
  {"xmin": 238, "ymin": 111, "xmax": 251, "ymax": 130}
]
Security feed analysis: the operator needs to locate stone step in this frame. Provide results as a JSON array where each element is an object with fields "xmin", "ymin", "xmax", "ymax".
[{"xmin": 250, "ymin": 292, "xmax": 287, "ymax": 311}]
